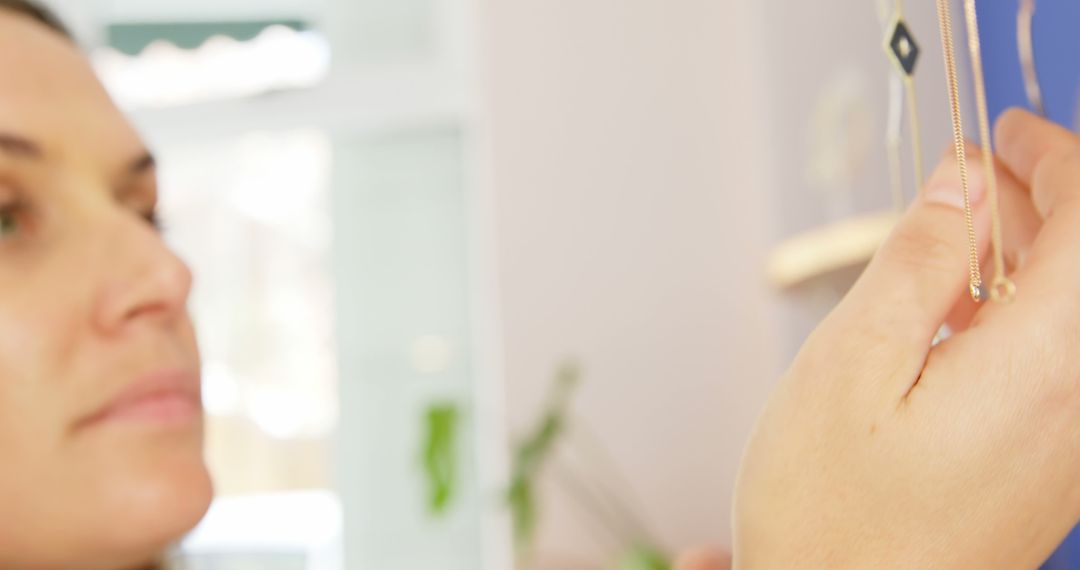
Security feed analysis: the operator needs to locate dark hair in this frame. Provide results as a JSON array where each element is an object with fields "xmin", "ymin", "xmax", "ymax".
[{"xmin": 0, "ymin": 0, "xmax": 72, "ymax": 39}]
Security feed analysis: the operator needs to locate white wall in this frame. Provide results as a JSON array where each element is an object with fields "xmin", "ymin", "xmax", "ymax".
[
  {"xmin": 480, "ymin": 0, "xmax": 958, "ymax": 565},
  {"xmin": 481, "ymin": 0, "xmax": 781, "ymax": 565}
]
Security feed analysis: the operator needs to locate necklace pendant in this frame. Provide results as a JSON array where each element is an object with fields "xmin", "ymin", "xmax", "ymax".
[{"xmin": 886, "ymin": 18, "xmax": 921, "ymax": 77}]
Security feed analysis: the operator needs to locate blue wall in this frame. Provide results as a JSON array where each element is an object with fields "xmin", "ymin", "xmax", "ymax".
[
  {"xmin": 979, "ymin": 0, "xmax": 1080, "ymax": 126},
  {"xmin": 976, "ymin": 1, "xmax": 1079, "ymax": 567}
]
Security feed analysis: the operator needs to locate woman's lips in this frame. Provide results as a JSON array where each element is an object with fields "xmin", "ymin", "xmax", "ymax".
[
  {"xmin": 76, "ymin": 370, "xmax": 202, "ymax": 430},
  {"xmin": 95, "ymin": 390, "xmax": 200, "ymax": 424}
]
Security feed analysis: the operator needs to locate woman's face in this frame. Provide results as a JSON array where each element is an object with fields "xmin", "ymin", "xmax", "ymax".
[{"xmin": 0, "ymin": 12, "xmax": 211, "ymax": 569}]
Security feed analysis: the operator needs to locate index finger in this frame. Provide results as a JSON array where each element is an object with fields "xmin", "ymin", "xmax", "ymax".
[
  {"xmin": 985, "ymin": 109, "xmax": 1080, "ymax": 307},
  {"xmin": 994, "ymin": 108, "xmax": 1080, "ymax": 219}
]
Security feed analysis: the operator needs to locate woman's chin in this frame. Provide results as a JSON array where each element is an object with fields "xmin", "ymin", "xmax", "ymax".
[{"xmin": 91, "ymin": 452, "xmax": 215, "ymax": 566}]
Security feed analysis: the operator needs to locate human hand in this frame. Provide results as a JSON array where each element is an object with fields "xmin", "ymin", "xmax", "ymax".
[
  {"xmin": 732, "ymin": 109, "xmax": 1080, "ymax": 569},
  {"xmin": 674, "ymin": 548, "xmax": 731, "ymax": 570}
]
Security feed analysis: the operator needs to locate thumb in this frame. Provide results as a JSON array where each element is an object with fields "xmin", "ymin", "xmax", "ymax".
[
  {"xmin": 838, "ymin": 153, "xmax": 989, "ymax": 349},
  {"xmin": 674, "ymin": 549, "xmax": 731, "ymax": 570}
]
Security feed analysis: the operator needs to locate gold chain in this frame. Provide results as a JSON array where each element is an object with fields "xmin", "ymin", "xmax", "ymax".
[
  {"xmin": 964, "ymin": 0, "xmax": 1016, "ymax": 303},
  {"xmin": 936, "ymin": 0, "xmax": 982, "ymax": 302}
]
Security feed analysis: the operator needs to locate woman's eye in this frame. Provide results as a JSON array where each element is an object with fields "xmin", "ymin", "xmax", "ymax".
[
  {"xmin": 0, "ymin": 204, "xmax": 25, "ymax": 239},
  {"xmin": 142, "ymin": 208, "xmax": 163, "ymax": 232}
]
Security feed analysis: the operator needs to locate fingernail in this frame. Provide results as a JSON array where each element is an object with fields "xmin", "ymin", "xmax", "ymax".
[{"xmin": 923, "ymin": 164, "xmax": 985, "ymax": 210}]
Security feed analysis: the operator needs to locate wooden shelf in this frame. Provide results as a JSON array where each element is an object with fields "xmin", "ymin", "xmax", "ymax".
[{"xmin": 767, "ymin": 211, "xmax": 900, "ymax": 290}]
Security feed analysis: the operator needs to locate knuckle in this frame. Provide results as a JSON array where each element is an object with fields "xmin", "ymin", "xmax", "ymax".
[
  {"xmin": 882, "ymin": 220, "xmax": 960, "ymax": 274},
  {"xmin": 993, "ymin": 108, "xmax": 1026, "ymax": 148},
  {"xmin": 1034, "ymin": 148, "xmax": 1080, "ymax": 182},
  {"xmin": 1032, "ymin": 150, "xmax": 1080, "ymax": 216},
  {"xmin": 939, "ymin": 145, "xmax": 959, "ymax": 162}
]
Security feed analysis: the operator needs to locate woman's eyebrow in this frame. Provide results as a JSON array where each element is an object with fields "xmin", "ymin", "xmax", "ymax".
[
  {"xmin": 0, "ymin": 132, "xmax": 43, "ymax": 160},
  {"xmin": 0, "ymin": 135, "xmax": 154, "ymax": 175}
]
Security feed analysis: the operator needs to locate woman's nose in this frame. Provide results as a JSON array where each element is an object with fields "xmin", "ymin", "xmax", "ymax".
[{"xmin": 92, "ymin": 214, "xmax": 193, "ymax": 334}]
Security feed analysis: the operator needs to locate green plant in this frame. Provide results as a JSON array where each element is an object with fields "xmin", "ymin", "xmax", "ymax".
[
  {"xmin": 508, "ymin": 362, "xmax": 580, "ymax": 547},
  {"xmin": 418, "ymin": 361, "xmax": 674, "ymax": 569},
  {"xmin": 618, "ymin": 545, "xmax": 671, "ymax": 570},
  {"xmin": 509, "ymin": 361, "xmax": 672, "ymax": 569},
  {"xmin": 422, "ymin": 403, "xmax": 460, "ymax": 516}
]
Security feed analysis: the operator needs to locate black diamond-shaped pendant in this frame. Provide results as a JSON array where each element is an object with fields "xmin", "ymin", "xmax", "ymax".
[{"xmin": 886, "ymin": 18, "xmax": 921, "ymax": 76}]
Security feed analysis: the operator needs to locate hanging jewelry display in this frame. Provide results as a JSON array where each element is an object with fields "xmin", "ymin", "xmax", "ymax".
[
  {"xmin": 768, "ymin": 1, "xmax": 1035, "ymax": 295},
  {"xmin": 876, "ymin": 0, "xmax": 907, "ymax": 211},
  {"xmin": 935, "ymin": 0, "xmax": 1016, "ymax": 303},
  {"xmin": 881, "ymin": 0, "xmax": 926, "ymax": 207},
  {"xmin": 963, "ymin": 0, "xmax": 1015, "ymax": 303},
  {"xmin": 883, "ymin": 74, "xmax": 906, "ymax": 212},
  {"xmin": 1017, "ymin": 0, "xmax": 1046, "ymax": 116}
]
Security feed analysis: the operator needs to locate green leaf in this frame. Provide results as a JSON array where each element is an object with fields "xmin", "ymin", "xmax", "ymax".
[
  {"xmin": 508, "ymin": 473, "xmax": 536, "ymax": 546},
  {"xmin": 422, "ymin": 403, "xmax": 460, "ymax": 517},
  {"xmin": 508, "ymin": 361, "xmax": 582, "ymax": 548},
  {"xmin": 617, "ymin": 545, "xmax": 671, "ymax": 570}
]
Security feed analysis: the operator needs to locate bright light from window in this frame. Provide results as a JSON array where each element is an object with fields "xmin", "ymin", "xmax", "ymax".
[{"xmin": 93, "ymin": 25, "xmax": 331, "ymax": 109}]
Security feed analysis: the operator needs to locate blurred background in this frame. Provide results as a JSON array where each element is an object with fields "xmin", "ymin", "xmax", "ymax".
[{"xmin": 39, "ymin": 0, "xmax": 1080, "ymax": 569}]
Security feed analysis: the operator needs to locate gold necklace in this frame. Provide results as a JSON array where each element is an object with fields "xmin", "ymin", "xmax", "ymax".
[
  {"xmin": 935, "ymin": 0, "xmax": 1016, "ymax": 303},
  {"xmin": 882, "ymin": 0, "xmax": 926, "ymax": 205},
  {"xmin": 963, "ymin": 0, "xmax": 1016, "ymax": 303},
  {"xmin": 876, "ymin": 0, "xmax": 905, "ymax": 211},
  {"xmin": 1018, "ymin": 0, "xmax": 1046, "ymax": 116}
]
